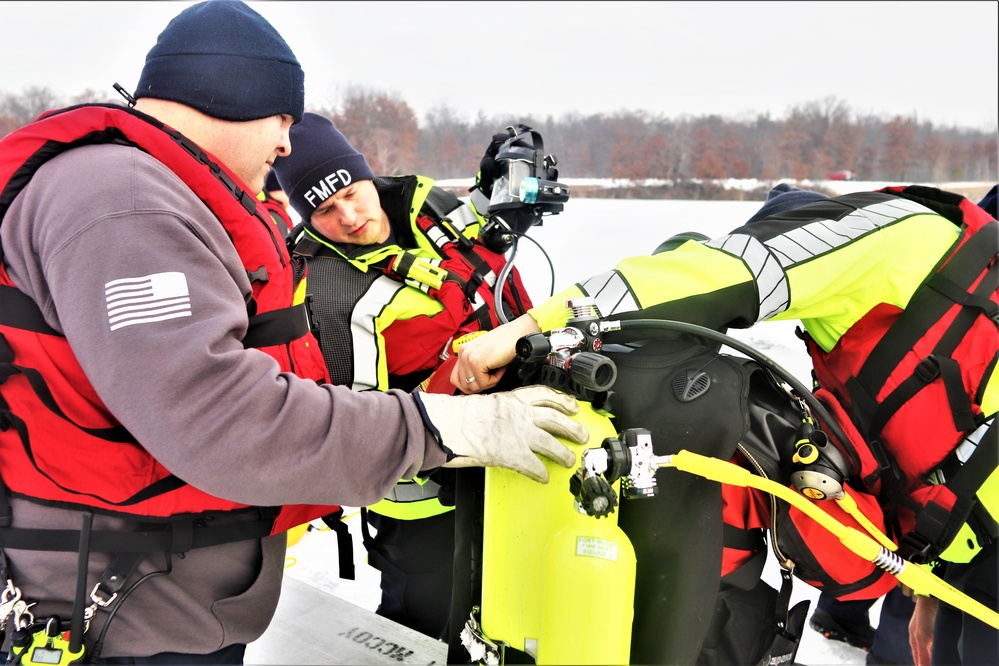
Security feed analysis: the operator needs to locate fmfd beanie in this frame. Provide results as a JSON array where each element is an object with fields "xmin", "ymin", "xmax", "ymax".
[
  {"xmin": 135, "ymin": 0, "xmax": 305, "ymax": 123},
  {"xmin": 745, "ymin": 183, "xmax": 829, "ymax": 225},
  {"xmin": 271, "ymin": 113, "xmax": 374, "ymax": 221}
]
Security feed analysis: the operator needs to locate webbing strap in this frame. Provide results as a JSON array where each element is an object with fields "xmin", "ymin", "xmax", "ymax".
[
  {"xmin": 854, "ymin": 221, "xmax": 998, "ymax": 400},
  {"xmin": 0, "ymin": 285, "xmax": 60, "ymax": 335},
  {"xmin": 0, "ymin": 354, "xmax": 133, "ymax": 443},
  {"xmin": 421, "ymin": 187, "xmax": 462, "ymax": 221},
  {"xmin": 319, "ymin": 508, "xmax": 355, "ymax": 580},
  {"xmin": 0, "ymin": 511, "xmax": 275, "ymax": 553},
  {"xmin": 901, "ymin": 419, "xmax": 999, "ymax": 561},
  {"xmin": 866, "ymin": 354, "xmax": 976, "ymax": 441},
  {"xmin": 854, "ymin": 237, "xmax": 997, "ymax": 440},
  {"xmin": 242, "ymin": 302, "xmax": 311, "ymax": 349},
  {"xmin": 934, "ymin": 419, "xmax": 998, "ymax": 525},
  {"xmin": 95, "ymin": 550, "xmax": 146, "ymax": 602}
]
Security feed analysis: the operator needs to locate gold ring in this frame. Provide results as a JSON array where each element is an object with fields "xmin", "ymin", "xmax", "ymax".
[{"xmin": 465, "ymin": 376, "xmax": 476, "ymax": 383}]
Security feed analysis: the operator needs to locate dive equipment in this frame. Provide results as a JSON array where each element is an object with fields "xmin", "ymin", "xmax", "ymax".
[
  {"xmin": 572, "ymin": 317, "xmax": 999, "ymax": 632},
  {"xmin": 468, "ymin": 299, "xmax": 635, "ymax": 665},
  {"xmin": 477, "ymin": 125, "xmax": 569, "ymax": 324}
]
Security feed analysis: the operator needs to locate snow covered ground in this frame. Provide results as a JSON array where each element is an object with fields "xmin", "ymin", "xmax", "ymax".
[{"xmin": 279, "ymin": 188, "xmax": 993, "ymax": 664}]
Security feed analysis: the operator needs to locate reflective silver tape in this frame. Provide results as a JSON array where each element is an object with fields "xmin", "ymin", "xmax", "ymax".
[
  {"xmin": 708, "ymin": 197, "xmax": 934, "ymax": 321},
  {"xmin": 954, "ymin": 417, "xmax": 994, "ymax": 465},
  {"xmin": 707, "ymin": 234, "xmax": 790, "ymax": 320},
  {"xmin": 350, "ymin": 276, "xmax": 407, "ymax": 391},
  {"xmin": 578, "ymin": 270, "xmax": 640, "ymax": 317},
  {"xmin": 445, "ymin": 202, "xmax": 479, "ymax": 232},
  {"xmin": 426, "ymin": 225, "xmax": 448, "ymax": 248},
  {"xmin": 384, "ymin": 479, "xmax": 442, "ymax": 503}
]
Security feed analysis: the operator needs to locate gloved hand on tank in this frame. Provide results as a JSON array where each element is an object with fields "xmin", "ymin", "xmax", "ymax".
[{"xmin": 414, "ymin": 386, "xmax": 588, "ymax": 484}]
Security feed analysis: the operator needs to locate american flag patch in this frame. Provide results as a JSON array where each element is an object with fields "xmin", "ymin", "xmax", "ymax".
[{"xmin": 105, "ymin": 272, "xmax": 192, "ymax": 331}]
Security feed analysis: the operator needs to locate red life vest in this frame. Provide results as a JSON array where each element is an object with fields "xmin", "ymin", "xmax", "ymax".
[
  {"xmin": 0, "ymin": 104, "xmax": 336, "ymax": 537},
  {"xmin": 720, "ymin": 187, "xmax": 998, "ymax": 601},
  {"xmin": 803, "ymin": 186, "xmax": 998, "ymax": 563},
  {"xmin": 260, "ymin": 194, "xmax": 293, "ymax": 238}
]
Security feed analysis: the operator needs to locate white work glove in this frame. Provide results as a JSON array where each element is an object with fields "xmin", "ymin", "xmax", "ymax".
[{"xmin": 414, "ymin": 386, "xmax": 588, "ymax": 484}]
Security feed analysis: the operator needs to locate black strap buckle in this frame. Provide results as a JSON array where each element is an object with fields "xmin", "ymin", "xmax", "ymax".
[
  {"xmin": 914, "ymin": 356, "xmax": 941, "ymax": 383},
  {"xmin": 897, "ymin": 531, "xmax": 934, "ymax": 563}
]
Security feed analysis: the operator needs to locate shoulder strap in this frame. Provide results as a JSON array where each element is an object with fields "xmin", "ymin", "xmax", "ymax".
[
  {"xmin": 0, "ymin": 285, "xmax": 59, "ymax": 335},
  {"xmin": 899, "ymin": 417, "xmax": 999, "ymax": 561},
  {"xmin": 848, "ymin": 221, "xmax": 999, "ymax": 438},
  {"xmin": 422, "ymin": 186, "xmax": 462, "ymax": 220}
]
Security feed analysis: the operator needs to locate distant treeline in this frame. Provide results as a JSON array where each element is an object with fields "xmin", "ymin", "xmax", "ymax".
[{"xmin": 4, "ymin": 86, "xmax": 996, "ymax": 189}]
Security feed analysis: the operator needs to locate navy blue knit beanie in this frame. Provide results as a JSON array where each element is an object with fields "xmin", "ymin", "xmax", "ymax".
[
  {"xmin": 745, "ymin": 183, "xmax": 829, "ymax": 225},
  {"xmin": 272, "ymin": 113, "xmax": 374, "ymax": 221},
  {"xmin": 135, "ymin": 0, "xmax": 304, "ymax": 123},
  {"xmin": 264, "ymin": 169, "xmax": 282, "ymax": 193}
]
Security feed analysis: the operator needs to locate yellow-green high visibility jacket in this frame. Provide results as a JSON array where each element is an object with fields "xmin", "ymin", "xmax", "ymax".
[
  {"xmin": 530, "ymin": 188, "xmax": 997, "ymax": 565},
  {"xmin": 292, "ymin": 175, "xmax": 533, "ymax": 519}
]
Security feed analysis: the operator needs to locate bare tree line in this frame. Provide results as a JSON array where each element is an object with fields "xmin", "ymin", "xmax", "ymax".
[{"xmin": 4, "ymin": 86, "xmax": 996, "ymax": 193}]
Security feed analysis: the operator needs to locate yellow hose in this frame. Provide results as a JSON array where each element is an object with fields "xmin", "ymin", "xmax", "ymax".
[
  {"xmin": 664, "ymin": 449, "xmax": 999, "ymax": 630},
  {"xmin": 837, "ymin": 489, "xmax": 897, "ymax": 552}
]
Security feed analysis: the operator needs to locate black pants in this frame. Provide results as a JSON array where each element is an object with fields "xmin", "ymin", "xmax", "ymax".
[
  {"xmin": 365, "ymin": 509, "xmax": 455, "ymax": 641},
  {"xmin": 932, "ymin": 540, "xmax": 998, "ymax": 665},
  {"xmin": 816, "ymin": 588, "xmax": 915, "ymax": 664},
  {"xmin": 870, "ymin": 587, "xmax": 916, "ymax": 664}
]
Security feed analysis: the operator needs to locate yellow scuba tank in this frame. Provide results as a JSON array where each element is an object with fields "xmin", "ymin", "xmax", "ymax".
[
  {"xmin": 476, "ymin": 298, "xmax": 636, "ymax": 664},
  {"xmin": 481, "ymin": 402, "xmax": 635, "ymax": 664}
]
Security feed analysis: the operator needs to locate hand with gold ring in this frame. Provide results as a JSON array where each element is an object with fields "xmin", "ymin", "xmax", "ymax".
[{"xmin": 451, "ymin": 314, "xmax": 543, "ymax": 393}]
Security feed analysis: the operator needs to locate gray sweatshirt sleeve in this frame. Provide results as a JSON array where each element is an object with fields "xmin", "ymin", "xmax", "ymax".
[{"xmin": 2, "ymin": 144, "xmax": 447, "ymax": 508}]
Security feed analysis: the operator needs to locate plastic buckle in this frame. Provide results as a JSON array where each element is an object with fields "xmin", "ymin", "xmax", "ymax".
[
  {"xmin": 914, "ymin": 356, "xmax": 941, "ymax": 384},
  {"xmin": 898, "ymin": 532, "xmax": 934, "ymax": 563}
]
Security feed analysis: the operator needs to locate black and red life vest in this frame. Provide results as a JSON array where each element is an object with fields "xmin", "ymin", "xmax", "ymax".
[
  {"xmin": 0, "ymin": 104, "xmax": 337, "ymax": 539},
  {"xmin": 804, "ymin": 185, "xmax": 998, "ymax": 563},
  {"xmin": 720, "ymin": 186, "xmax": 998, "ymax": 600}
]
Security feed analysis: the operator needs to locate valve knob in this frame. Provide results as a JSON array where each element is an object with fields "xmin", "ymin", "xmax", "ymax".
[{"xmin": 578, "ymin": 475, "xmax": 619, "ymax": 518}]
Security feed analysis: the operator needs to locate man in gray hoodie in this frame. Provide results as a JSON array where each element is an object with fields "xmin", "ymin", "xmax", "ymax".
[{"xmin": 0, "ymin": 1, "xmax": 585, "ymax": 662}]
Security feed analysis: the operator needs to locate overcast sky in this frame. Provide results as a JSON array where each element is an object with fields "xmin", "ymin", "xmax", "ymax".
[{"xmin": 2, "ymin": 1, "xmax": 996, "ymax": 131}]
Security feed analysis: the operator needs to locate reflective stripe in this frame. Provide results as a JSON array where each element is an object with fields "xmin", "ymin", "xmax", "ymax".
[
  {"xmin": 764, "ymin": 199, "xmax": 926, "ymax": 266},
  {"xmin": 577, "ymin": 270, "xmax": 640, "ymax": 316},
  {"xmin": 954, "ymin": 417, "xmax": 994, "ymax": 466},
  {"xmin": 425, "ymin": 224, "xmax": 450, "ymax": 249},
  {"xmin": 445, "ymin": 202, "xmax": 479, "ymax": 233},
  {"xmin": 351, "ymin": 276, "xmax": 406, "ymax": 391},
  {"xmin": 708, "ymin": 197, "xmax": 934, "ymax": 321},
  {"xmin": 469, "ymin": 188, "xmax": 490, "ymax": 218},
  {"xmin": 383, "ymin": 478, "xmax": 442, "ymax": 503},
  {"xmin": 368, "ymin": 479, "xmax": 454, "ymax": 520},
  {"xmin": 707, "ymin": 234, "xmax": 789, "ymax": 320}
]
